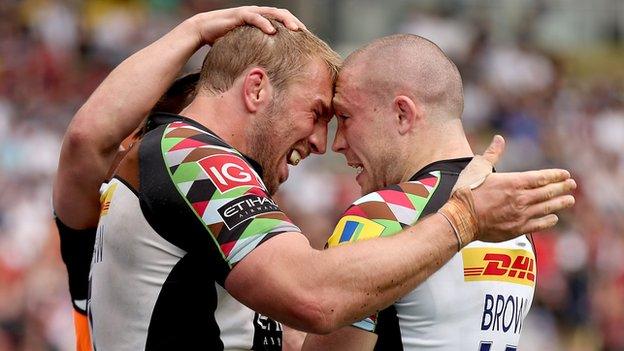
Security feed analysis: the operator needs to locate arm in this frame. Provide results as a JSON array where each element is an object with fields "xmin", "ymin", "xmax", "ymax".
[
  {"xmin": 226, "ymin": 213, "xmax": 461, "ymax": 333},
  {"xmin": 51, "ymin": 7, "xmax": 306, "ymax": 351},
  {"xmin": 283, "ymin": 325, "xmax": 307, "ymax": 351},
  {"xmin": 303, "ymin": 327, "xmax": 377, "ymax": 351},
  {"xmin": 225, "ymin": 136, "xmax": 576, "ymax": 334},
  {"xmin": 53, "ymin": 6, "xmax": 305, "ymax": 228}
]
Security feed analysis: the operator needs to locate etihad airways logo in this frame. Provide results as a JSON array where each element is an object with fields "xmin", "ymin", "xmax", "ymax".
[
  {"xmin": 462, "ymin": 248, "xmax": 536, "ymax": 286},
  {"xmin": 218, "ymin": 194, "xmax": 279, "ymax": 229}
]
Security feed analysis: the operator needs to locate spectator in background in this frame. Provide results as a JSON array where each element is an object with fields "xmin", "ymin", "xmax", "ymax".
[{"xmin": 0, "ymin": 1, "xmax": 622, "ymax": 350}]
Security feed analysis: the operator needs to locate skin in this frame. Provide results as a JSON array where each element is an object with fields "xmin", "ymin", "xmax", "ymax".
[
  {"xmin": 332, "ymin": 36, "xmax": 472, "ymax": 196},
  {"xmin": 181, "ymin": 58, "xmax": 333, "ymax": 195},
  {"xmin": 332, "ymin": 67, "xmax": 405, "ymax": 195},
  {"xmin": 52, "ymin": 7, "xmax": 307, "ymax": 351},
  {"xmin": 303, "ymin": 35, "xmax": 575, "ymax": 349},
  {"xmin": 55, "ymin": 7, "xmax": 576, "ymax": 345},
  {"xmin": 53, "ymin": 6, "xmax": 306, "ymax": 230}
]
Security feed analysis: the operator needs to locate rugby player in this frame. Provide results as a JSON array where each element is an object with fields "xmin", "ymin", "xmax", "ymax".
[
  {"xmin": 54, "ymin": 7, "xmax": 575, "ymax": 351},
  {"xmin": 303, "ymin": 34, "xmax": 553, "ymax": 351},
  {"xmin": 55, "ymin": 71, "xmax": 199, "ymax": 351},
  {"xmin": 53, "ymin": 8, "xmax": 301, "ymax": 351}
]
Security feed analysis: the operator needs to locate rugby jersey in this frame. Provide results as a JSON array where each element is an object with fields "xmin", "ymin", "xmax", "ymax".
[
  {"xmin": 88, "ymin": 113, "xmax": 298, "ymax": 350},
  {"xmin": 327, "ymin": 158, "xmax": 536, "ymax": 351}
]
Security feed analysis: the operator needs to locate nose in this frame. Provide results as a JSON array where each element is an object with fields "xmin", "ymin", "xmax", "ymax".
[
  {"xmin": 331, "ymin": 122, "xmax": 347, "ymax": 154},
  {"xmin": 308, "ymin": 120, "xmax": 328, "ymax": 155}
]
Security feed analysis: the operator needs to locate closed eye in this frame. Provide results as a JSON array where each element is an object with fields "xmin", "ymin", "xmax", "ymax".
[{"xmin": 314, "ymin": 109, "xmax": 322, "ymax": 122}]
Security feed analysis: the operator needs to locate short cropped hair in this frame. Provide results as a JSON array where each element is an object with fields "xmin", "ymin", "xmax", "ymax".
[
  {"xmin": 153, "ymin": 71, "xmax": 199, "ymax": 113},
  {"xmin": 199, "ymin": 19, "xmax": 341, "ymax": 95}
]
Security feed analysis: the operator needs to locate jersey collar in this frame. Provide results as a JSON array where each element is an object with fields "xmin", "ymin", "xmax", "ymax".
[
  {"xmin": 409, "ymin": 157, "xmax": 473, "ymax": 181},
  {"xmin": 147, "ymin": 112, "xmax": 264, "ymax": 178}
]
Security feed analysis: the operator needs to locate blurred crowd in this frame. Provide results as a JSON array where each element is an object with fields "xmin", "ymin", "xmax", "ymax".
[{"xmin": 0, "ymin": 0, "xmax": 622, "ymax": 350}]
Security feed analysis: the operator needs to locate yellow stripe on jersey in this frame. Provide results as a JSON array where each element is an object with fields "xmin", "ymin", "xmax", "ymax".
[
  {"xmin": 99, "ymin": 182, "xmax": 118, "ymax": 217},
  {"xmin": 327, "ymin": 215, "xmax": 385, "ymax": 248},
  {"xmin": 461, "ymin": 247, "xmax": 536, "ymax": 286}
]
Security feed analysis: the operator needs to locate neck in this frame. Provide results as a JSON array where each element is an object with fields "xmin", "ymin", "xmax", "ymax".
[
  {"xmin": 401, "ymin": 119, "xmax": 473, "ymax": 181},
  {"xmin": 179, "ymin": 90, "xmax": 249, "ymax": 152}
]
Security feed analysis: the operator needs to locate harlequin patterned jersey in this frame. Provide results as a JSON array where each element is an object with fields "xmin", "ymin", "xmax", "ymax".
[
  {"xmin": 326, "ymin": 158, "xmax": 536, "ymax": 351},
  {"xmin": 88, "ymin": 113, "xmax": 296, "ymax": 351}
]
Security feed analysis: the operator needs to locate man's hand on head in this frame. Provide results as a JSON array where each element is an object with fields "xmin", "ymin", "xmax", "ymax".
[
  {"xmin": 439, "ymin": 135, "xmax": 576, "ymax": 248},
  {"xmin": 190, "ymin": 6, "xmax": 306, "ymax": 46}
]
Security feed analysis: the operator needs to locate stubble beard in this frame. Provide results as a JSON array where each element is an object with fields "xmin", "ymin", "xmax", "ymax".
[
  {"xmin": 363, "ymin": 141, "xmax": 401, "ymax": 195},
  {"xmin": 247, "ymin": 99, "xmax": 287, "ymax": 196}
]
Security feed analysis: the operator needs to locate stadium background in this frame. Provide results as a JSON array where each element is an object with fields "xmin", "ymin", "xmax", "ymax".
[{"xmin": 0, "ymin": 0, "xmax": 622, "ymax": 350}]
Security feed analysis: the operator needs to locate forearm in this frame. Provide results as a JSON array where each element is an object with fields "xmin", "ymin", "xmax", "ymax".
[
  {"xmin": 55, "ymin": 6, "xmax": 307, "ymax": 227},
  {"xmin": 228, "ymin": 214, "xmax": 459, "ymax": 334},
  {"xmin": 68, "ymin": 16, "xmax": 202, "ymax": 154},
  {"xmin": 308, "ymin": 213, "xmax": 458, "ymax": 330},
  {"xmin": 303, "ymin": 327, "xmax": 377, "ymax": 351},
  {"xmin": 54, "ymin": 17, "xmax": 201, "ymax": 227},
  {"xmin": 283, "ymin": 325, "xmax": 306, "ymax": 351},
  {"xmin": 231, "ymin": 138, "xmax": 576, "ymax": 333}
]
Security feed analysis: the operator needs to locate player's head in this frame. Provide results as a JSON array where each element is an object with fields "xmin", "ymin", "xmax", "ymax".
[
  {"xmin": 332, "ymin": 34, "xmax": 464, "ymax": 194},
  {"xmin": 153, "ymin": 71, "xmax": 200, "ymax": 114},
  {"xmin": 121, "ymin": 72, "xmax": 200, "ymax": 150},
  {"xmin": 197, "ymin": 20, "xmax": 341, "ymax": 194}
]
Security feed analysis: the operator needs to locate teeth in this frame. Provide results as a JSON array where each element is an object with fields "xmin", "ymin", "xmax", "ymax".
[
  {"xmin": 289, "ymin": 150, "xmax": 301, "ymax": 166},
  {"xmin": 350, "ymin": 164, "xmax": 364, "ymax": 174}
]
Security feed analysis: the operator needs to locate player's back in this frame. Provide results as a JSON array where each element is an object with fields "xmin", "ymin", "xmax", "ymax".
[
  {"xmin": 88, "ymin": 113, "xmax": 292, "ymax": 350},
  {"xmin": 388, "ymin": 238, "xmax": 534, "ymax": 350},
  {"xmin": 328, "ymin": 158, "xmax": 536, "ymax": 350}
]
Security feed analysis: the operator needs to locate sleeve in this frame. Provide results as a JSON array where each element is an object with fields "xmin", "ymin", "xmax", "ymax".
[
  {"xmin": 54, "ymin": 216, "xmax": 95, "ymax": 351},
  {"xmin": 144, "ymin": 121, "xmax": 300, "ymax": 283},
  {"xmin": 54, "ymin": 216, "xmax": 95, "ymax": 315},
  {"xmin": 326, "ymin": 171, "xmax": 443, "ymax": 333}
]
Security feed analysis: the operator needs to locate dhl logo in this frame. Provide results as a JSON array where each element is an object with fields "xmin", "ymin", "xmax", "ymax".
[{"xmin": 461, "ymin": 248, "xmax": 536, "ymax": 286}]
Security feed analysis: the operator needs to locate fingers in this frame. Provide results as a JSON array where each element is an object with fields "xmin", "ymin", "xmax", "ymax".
[
  {"xmin": 525, "ymin": 194, "xmax": 575, "ymax": 218},
  {"xmin": 481, "ymin": 135, "xmax": 505, "ymax": 166},
  {"xmin": 199, "ymin": 6, "xmax": 306, "ymax": 45},
  {"xmin": 517, "ymin": 169, "xmax": 571, "ymax": 189},
  {"xmin": 252, "ymin": 7, "xmax": 305, "ymax": 31},
  {"xmin": 241, "ymin": 12, "xmax": 277, "ymax": 34},
  {"xmin": 276, "ymin": 8, "xmax": 306, "ymax": 30},
  {"xmin": 524, "ymin": 178, "xmax": 577, "ymax": 204},
  {"xmin": 452, "ymin": 156, "xmax": 493, "ymax": 193},
  {"xmin": 520, "ymin": 214, "xmax": 559, "ymax": 233},
  {"xmin": 453, "ymin": 134, "xmax": 504, "ymax": 192}
]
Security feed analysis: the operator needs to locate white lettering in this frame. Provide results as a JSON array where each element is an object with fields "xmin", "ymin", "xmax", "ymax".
[
  {"xmin": 209, "ymin": 166, "xmax": 228, "ymax": 185},
  {"xmin": 222, "ymin": 163, "xmax": 252, "ymax": 182}
]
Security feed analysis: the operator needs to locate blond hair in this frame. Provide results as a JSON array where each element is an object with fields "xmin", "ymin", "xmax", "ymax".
[{"xmin": 199, "ymin": 19, "xmax": 341, "ymax": 95}]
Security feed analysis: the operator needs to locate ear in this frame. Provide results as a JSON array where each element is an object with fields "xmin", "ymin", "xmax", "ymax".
[
  {"xmin": 242, "ymin": 68, "xmax": 273, "ymax": 113},
  {"xmin": 393, "ymin": 95, "xmax": 421, "ymax": 135}
]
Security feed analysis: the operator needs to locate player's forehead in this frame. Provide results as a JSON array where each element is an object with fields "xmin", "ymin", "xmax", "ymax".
[
  {"xmin": 295, "ymin": 58, "xmax": 334, "ymax": 102},
  {"xmin": 332, "ymin": 68, "xmax": 361, "ymax": 111}
]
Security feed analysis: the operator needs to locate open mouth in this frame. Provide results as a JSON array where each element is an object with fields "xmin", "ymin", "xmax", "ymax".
[
  {"xmin": 287, "ymin": 149, "xmax": 304, "ymax": 166},
  {"xmin": 348, "ymin": 162, "xmax": 364, "ymax": 175},
  {"xmin": 278, "ymin": 148, "xmax": 306, "ymax": 185}
]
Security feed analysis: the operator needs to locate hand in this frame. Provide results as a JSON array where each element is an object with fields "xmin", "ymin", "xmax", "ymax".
[
  {"xmin": 441, "ymin": 135, "xmax": 576, "ymax": 247},
  {"xmin": 190, "ymin": 6, "xmax": 306, "ymax": 46},
  {"xmin": 451, "ymin": 135, "xmax": 504, "ymax": 193},
  {"xmin": 472, "ymin": 135, "xmax": 577, "ymax": 241}
]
